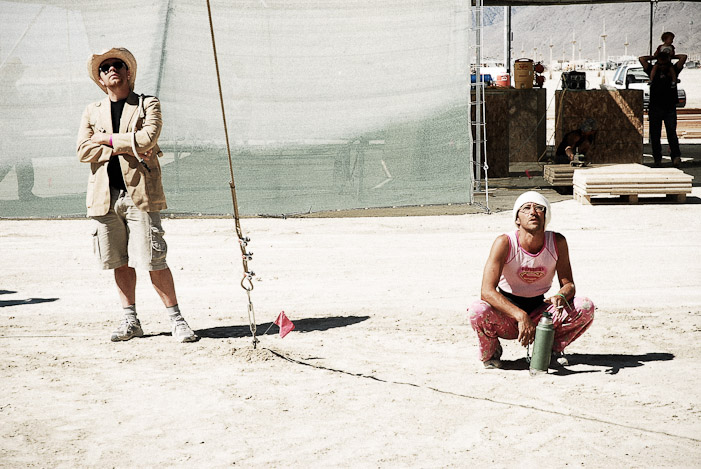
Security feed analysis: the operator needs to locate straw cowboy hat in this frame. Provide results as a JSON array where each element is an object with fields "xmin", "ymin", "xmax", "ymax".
[{"xmin": 88, "ymin": 47, "xmax": 137, "ymax": 94}]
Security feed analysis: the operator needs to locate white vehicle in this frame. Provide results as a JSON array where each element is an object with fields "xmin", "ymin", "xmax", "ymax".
[{"xmin": 606, "ymin": 62, "xmax": 686, "ymax": 110}]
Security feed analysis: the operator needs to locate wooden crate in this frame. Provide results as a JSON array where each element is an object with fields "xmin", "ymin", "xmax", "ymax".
[
  {"xmin": 555, "ymin": 90, "xmax": 643, "ymax": 164},
  {"xmin": 472, "ymin": 88, "xmax": 546, "ymax": 177},
  {"xmin": 572, "ymin": 164, "xmax": 693, "ymax": 204}
]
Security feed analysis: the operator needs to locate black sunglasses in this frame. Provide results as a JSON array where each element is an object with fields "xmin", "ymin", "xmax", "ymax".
[{"xmin": 99, "ymin": 60, "xmax": 126, "ymax": 74}]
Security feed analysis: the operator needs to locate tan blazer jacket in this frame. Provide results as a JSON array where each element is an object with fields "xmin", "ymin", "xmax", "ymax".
[{"xmin": 77, "ymin": 91, "xmax": 167, "ymax": 216}]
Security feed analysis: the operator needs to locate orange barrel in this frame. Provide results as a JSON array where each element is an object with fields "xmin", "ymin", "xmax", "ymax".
[
  {"xmin": 495, "ymin": 74, "xmax": 510, "ymax": 87},
  {"xmin": 513, "ymin": 58, "xmax": 534, "ymax": 89}
]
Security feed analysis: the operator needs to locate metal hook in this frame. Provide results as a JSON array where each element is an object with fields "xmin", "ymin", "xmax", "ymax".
[{"xmin": 241, "ymin": 272, "xmax": 255, "ymax": 291}]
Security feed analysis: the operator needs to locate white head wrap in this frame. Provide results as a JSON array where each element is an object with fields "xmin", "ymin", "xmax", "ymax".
[{"xmin": 513, "ymin": 191, "xmax": 551, "ymax": 228}]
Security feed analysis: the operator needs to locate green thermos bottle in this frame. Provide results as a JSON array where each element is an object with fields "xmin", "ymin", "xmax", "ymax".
[{"xmin": 529, "ymin": 310, "xmax": 555, "ymax": 376}]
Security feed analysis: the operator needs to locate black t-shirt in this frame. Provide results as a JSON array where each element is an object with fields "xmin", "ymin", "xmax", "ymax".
[
  {"xmin": 107, "ymin": 99, "xmax": 127, "ymax": 190},
  {"xmin": 644, "ymin": 62, "xmax": 681, "ymax": 111}
]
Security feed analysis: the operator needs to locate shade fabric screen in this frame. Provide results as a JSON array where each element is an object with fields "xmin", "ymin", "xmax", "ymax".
[{"xmin": 0, "ymin": 0, "xmax": 473, "ymax": 217}]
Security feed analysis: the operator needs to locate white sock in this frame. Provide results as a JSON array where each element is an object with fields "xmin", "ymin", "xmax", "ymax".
[
  {"xmin": 124, "ymin": 305, "xmax": 138, "ymax": 323},
  {"xmin": 167, "ymin": 304, "xmax": 183, "ymax": 322}
]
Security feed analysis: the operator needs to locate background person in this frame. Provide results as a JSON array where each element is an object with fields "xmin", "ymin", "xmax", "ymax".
[
  {"xmin": 654, "ymin": 31, "xmax": 676, "ymax": 58},
  {"xmin": 467, "ymin": 191, "xmax": 594, "ymax": 369},
  {"xmin": 76, "ymin": 47, "xmax": 197, "ymax": 343},
  {"xmin": 650, "ymin": 32, "xmax": 679, "ymax": 83},
  {"xmin": 639, "ymin": 51, "xmax": 687, "ymax": 167},
  {"xmin": 0, "ymin": 57, "xmax": 36, "ymax": 201},
  {"xmin": 554, "ymin": 118, "xmax": 597, "ymax": 165}
]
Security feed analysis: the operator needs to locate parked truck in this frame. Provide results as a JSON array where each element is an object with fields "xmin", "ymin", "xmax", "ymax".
[{"xmin": 605, "ymin": 62, "xmax": 686, "ymax": 110}]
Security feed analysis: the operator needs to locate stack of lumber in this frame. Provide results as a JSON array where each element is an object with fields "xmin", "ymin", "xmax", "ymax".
[
  {"xmin": 572, "ymin": 164, "xmax": 693, "ymax": 204},
  {"xmin": 543, "ymin": 164, "xmax": 610, "ymax": 186},
  {"xmin": 648, "ymin": 109, "xmax": 701, "ymax": 140}
]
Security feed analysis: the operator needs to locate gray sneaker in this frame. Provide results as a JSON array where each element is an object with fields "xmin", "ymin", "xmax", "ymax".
[
  {"xmin": 111, "ymin": 318, "xmax": 144, "ymax": 342},
  {"xmin": 551, "ymin": 351, "xmax": 569, "ymax": 367},
  {"xmin": 172, "ymin": 318, "xmax": 198, "ymax": 343}
]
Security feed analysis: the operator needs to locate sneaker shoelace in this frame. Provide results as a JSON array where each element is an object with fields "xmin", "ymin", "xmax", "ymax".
[
  {"xmin": 119, "ymin": 318, "xmax": 138, "ymax": 331},
  {"xmin": 173, "ymin": 320, "xmax": 193, "ymax": 337}
]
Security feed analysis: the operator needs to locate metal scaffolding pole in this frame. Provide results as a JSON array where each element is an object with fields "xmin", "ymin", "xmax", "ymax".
[{"xmin": 471, "ymin": 0, "xmax": 489, "ymax": 211}]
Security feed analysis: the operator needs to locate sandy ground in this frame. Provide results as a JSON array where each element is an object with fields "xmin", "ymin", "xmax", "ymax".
[{"xmin": 2, "ymin": 188, "xmax": 701, "ymax": 467}]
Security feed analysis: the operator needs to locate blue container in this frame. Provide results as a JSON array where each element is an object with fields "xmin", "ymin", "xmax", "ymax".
[{"xmin": 470, "ymin": 74, "xmax": 493, "ymax": 84}]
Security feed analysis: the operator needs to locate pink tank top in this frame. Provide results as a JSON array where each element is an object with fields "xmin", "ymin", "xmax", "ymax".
[{"xmin": 498, "ymin": 230, "xmax": 558, "ymax": 297}]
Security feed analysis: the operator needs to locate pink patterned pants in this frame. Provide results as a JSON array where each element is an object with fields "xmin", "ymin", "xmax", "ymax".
[{"xmin": 467, "ymin": 297, "xmax": 595, "ymax": 362}]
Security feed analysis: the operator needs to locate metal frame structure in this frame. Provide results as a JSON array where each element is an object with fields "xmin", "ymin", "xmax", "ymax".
[
  {"xmin": 466, "ymin": 0, "xmax": 678, "ymax": 212},
  {"xmin": 470, "ymin": 0, "xmax": 491, "ymax": 211}
]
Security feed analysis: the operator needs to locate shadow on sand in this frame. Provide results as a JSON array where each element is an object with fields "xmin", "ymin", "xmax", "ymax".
[
  {"xmin": 194, "ymin": 315, "xmax": 370, "ymax": 339},
  {"xmin": 500, "ymin": 352, "xmax": 674, "ymax": 375},
  {"xmin": 0, "ymin": 297, "xmax": 59, "ymax": 307}
]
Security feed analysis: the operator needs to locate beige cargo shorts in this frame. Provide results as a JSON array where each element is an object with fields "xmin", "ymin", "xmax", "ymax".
[{"xmin": 91, "ymin": 189, "xmax": 168, "ymax": 271}]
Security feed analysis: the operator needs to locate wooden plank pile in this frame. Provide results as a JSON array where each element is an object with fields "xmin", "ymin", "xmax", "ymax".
[
  {"xmin": 572, "ymin": 163, "xmax": 693, "ymax": 204},
  {"xmin": 543, "ymin": 164, "xmax": 610, "ymax": 186},
  {"xmin": 646, "ymin": 109, "xmax": 701, "ymax": 140}
]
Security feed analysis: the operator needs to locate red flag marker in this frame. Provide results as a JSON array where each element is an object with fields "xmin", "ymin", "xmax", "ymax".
[
  {"xmin": 274, "ymin": 311, "xmax": 295, "ymax": 338},
  {"xmin": 525, "ymin": 170, "xmax": 532, "ymax": 179}
]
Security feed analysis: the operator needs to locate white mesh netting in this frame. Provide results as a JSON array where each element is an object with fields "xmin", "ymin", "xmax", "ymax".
[{"xmin": 0, "ymin": 0, "xmax": 473, "ymax": 217}]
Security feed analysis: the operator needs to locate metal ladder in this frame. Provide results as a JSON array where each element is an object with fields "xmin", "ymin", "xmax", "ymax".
[{"xmin": 470, "ymin": 0, "xmax": 489, "ymax": 212}]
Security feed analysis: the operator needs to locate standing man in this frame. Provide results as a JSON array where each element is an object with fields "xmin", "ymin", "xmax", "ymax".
[
  {"xmin": 639, "ymin": 51, "xmax": 687, "ymax": 168},
  {"xmin": 467, "ymin": 191, "xmax": 594, "ymax": 369},
  {"xmin": 77, "ymin": 47, "xmax": 197, "ymax": 343}
]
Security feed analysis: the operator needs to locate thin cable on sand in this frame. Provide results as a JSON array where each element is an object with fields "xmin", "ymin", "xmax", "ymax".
[{"xmin": 267, "ymin": 348, "xmax": 700, "ymax": 445}]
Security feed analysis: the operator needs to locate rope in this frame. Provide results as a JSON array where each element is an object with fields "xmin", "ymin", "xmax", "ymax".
[{"xmin": 206, "ymin": 0, "xmax": 259, "ymax": 348}]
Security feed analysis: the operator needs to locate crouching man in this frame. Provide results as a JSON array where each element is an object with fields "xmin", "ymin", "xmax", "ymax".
[{"xmin": 467, "ymin": 191, "xmax": 594, "ymax": 368}]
